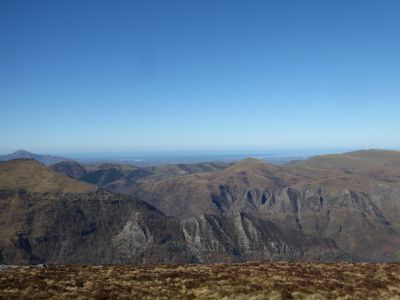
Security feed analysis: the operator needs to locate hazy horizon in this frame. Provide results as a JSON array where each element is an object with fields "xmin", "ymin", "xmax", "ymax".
[
  {"xmin": 1, "ymin": 146, "xmax": 398, "ymax": 156},
  {"xmin": 3, "ymin": 147, "xmax": 400, "ymax": 167}
]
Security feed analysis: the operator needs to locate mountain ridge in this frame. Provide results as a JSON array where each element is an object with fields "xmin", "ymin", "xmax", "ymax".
[
  {"xmin": 100, "ymin": 150, "xmax": 400, "ymax": 262},
  {"xmin": 2, "ymin": 149, "xmax": 400, "ymax": 263},
  {"xmin": 0, "ymin": 159, "xmax": 95, "ymax": 193},
  {"xmin": 0, "ymin": 158, "xmax": 344, "ymax": 264},
  {"xmin": 0, "ymin": 150, "xmax": 69, "ymax": 166}
]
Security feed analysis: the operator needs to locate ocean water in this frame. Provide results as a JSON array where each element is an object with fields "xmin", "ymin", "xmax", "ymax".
[{"xmin": 60, "ymin": 149, "xmax": 350, "ymax": 166}]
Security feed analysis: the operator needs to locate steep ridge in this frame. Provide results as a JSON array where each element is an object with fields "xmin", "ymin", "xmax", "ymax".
[
  {"xmin": 102, "ymin": 159, "xmax": 346, "ymax": 261},
  {"xmin": 0, "ymin": 190, "xmax": 194, "ymax": 264},
  {"xmin": 129, "ymin": 158, "xmax": 299, "ymax": 219},
  {"xmin": 118, "ymin": 151, "xmax": 400, "ymax": 262},
  {"xmin": 182, "ymin": 212, "xmax": 344, "ymax": 263},
  {"xmin": 0, "ymin": 160, "xmax": 193, "ymax": 264},
  {"xmin": 0, "ymin": 159, "xmax": 337, "ymax": 264},
  {"xmin": 8, "ymin": 151, "xmax": 400, "ymax": 263}
]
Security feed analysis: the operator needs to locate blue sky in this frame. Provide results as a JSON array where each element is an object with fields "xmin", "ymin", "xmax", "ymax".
[{"xmin": 1, "ymin": 0, "xmax": 400, "ymax": 154}]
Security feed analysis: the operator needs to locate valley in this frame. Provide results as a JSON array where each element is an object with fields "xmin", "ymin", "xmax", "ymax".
[{"xmin": 1, "ymin": 149, "xmax": 400, "ymax": 264}]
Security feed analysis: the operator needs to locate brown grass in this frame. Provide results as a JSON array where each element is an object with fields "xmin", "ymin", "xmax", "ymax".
[
  {"xmin": 0, "ymin": 159, "xmax": 96, "ymax": 193},
  {"xmin": 1, "ymin": 261, "xmax": 400, "ymax": 299}
]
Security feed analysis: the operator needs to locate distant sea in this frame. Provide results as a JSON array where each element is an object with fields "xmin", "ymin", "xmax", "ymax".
[{"xmin": 60, "ymin": 149, "xmax": 351, "ymax": 166}]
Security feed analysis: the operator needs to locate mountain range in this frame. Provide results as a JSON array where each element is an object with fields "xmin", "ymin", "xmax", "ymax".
[
  {"xmin": 1, "ymin": 149, "xmax": 400, "ymax": 264},
  {"xmin": 0, "ymin": 149, "xmax": 69, "ymax": 165}
]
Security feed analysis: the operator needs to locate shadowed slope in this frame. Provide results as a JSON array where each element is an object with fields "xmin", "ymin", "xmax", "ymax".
[
  {"xmin": 49, "ymin": 160, "xmax": 87, "ymax": 179},
  {"xmin": 0, "ymin": 160, "xmax": 194, "ymax": 264}
]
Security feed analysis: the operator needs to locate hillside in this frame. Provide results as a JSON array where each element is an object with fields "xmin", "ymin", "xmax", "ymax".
[
  {"xmin": 49, "ymin": 160, "xmax": 87, "ymax": 178},
  {"xmin": 0, "ymin": 150, "xmax": 69, "ymax": 165},
  {"xmin": 0, "ymin": 160, "xmax": 195, "ymax": 264},
  {"xmin": 0, "ymin": 159, "xmax": 95, "ymax": 193},
  {"xmin": 0, "ymin": 159, "xmax": 341, "ymax": 264},
  {"xmin": 293, "ymin": 150, "xmax": 400, "ymax": 180},
  {"xmin": 3, "ymin": 150, "xmax": 400, "ymax": 264},
  {"xmin": 0, "ymin": 190, "xmax": 194, "ymax": 265},
  {"xmin": 51, "ymin": 161, "xmax": 231, "ymax": 191},
  {"xmin": 346, "ymin": 149, "xmax": 400, "ymax": 168},
  {"xmin": 109, "ymin": 150, "xmax": 400, "ymax": 262}
]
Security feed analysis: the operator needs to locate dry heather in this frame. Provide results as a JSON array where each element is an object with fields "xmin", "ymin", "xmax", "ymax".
[{"xmin": 1, "ymin": 261, "xmax": 400, "ymax": 299}]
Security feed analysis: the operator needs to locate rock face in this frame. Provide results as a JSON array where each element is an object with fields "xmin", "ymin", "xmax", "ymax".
[
  {"xmin": 2, "ymin": 150, "xmax": 400, "ymax": 264},
  {"xmin": 0, "ymin": 159, "xmax": 338, "ymax": 264},
  {"xmin": 0, "ymin": 160, "xmax": 193, "ymax": 264},
  {"xmin": 181, "ymin": 213, "xmax": 343, "ymax": 263},
  {"xmin": 0, "ymin": 190, "xmax": 194, "ymax": 264},
  {"xmin": 110, "ymin": 151, "xmax": 400, "ymax": 262}
]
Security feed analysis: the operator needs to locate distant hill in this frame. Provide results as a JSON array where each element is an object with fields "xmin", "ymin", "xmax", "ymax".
[
  {"xmin": 0, "ymin": 149, "xmax": 69, "ymax": 165},
  {"xmin": 345, "ymin": 149, "xmax": 400, "ymax": 168},
  {"xmin": 0, "ymin": 159, "xmax": 95, "ymax": 193},
  {"xmin": 49, "ymin": 160, "xmax": 87, "ymax": 179},
  {"xmin": 51, "ymin": 161, "xmax": 231, "ymax": 190}
]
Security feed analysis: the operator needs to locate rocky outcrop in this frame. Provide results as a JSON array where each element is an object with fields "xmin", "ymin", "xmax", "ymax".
[
  {"xmin": 3, "ymin": 150, "xmax": 400, "ymax": 264},
  {"xmin": 0, "ymin": 190, "xmax": 195, "ymax": 265},
  {"xmin": 124, "ymin": 151, "xmax": 400, "ymax": 262},
  {"xmin": 182, "ymin": 212, "xmax": 343, "ymax": 263},
  {"xmin": 0, "ymin": 188, "xmax": 343, "ymax": 264}
]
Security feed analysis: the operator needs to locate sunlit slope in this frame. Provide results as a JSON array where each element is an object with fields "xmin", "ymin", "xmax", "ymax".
[{"xmin": 0, "ymin": 159, "xmax": 96, "ymax": 193}]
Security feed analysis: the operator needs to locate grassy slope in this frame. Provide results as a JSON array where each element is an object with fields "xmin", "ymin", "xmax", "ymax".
[{"xmin": 0, "ymin": 159, "xmax": 96, "ymax": 193}]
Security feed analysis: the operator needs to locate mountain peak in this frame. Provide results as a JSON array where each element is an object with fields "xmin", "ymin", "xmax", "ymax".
[
  {"xmin": 226, "ymin": 157, "xmax": 279, "ymax": 173},
  {"xmin": 12, "ymin": 149, "xmax": 34, "ymax": 157},
  {"xmin": 0, "ymin": 149, "xmax": 69, "ymax": 165},
  {"xmin": 235, "ymin": 157, "xmax": 266, "ymax": 165},
  {"xmin": 13, "ymin": 149, "xmax": 31, "ymax": 154}
]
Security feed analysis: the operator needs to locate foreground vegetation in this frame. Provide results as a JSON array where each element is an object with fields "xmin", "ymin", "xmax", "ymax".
[{"xmin": 1, "ymin": 261, "xmax": 400, "ymax": 299}]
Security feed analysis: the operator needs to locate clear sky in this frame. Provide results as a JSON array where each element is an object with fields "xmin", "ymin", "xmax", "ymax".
[{"xmin": 1, "ymin": 0, "xmax": 400, "ymax": 154}]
